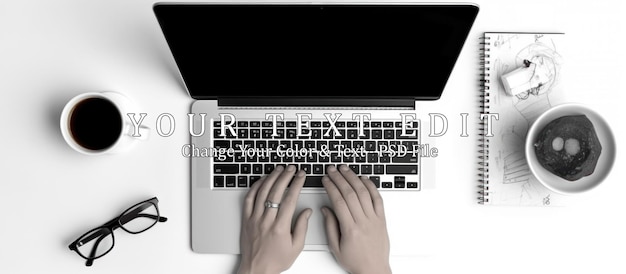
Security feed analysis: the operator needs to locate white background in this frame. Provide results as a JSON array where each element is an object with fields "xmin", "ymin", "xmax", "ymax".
[{"xmin": 1, "ymin": 0, "xmax": 624, "ymax": 273}]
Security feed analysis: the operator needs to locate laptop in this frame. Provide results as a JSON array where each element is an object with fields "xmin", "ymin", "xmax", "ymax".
[{"xmin": 154, "ymin": 3, "xmax": 478, "ymax": 254}]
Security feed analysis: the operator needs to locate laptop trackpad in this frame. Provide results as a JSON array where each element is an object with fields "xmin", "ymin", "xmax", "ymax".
[{"xmin": 296, "ymin": 192, "xmax": 331, "ymax": 250}]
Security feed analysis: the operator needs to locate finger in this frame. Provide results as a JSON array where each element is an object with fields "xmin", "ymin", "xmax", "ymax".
[
  {"xmin": 276, "ymin": 169, "xmax": 306, "ymax": 226},
  {"xmin": 326, "ymin": 165, "xmax": 366, "ymax": 220},
  {"xmin": 263, "ymin": 165, "xmax": 298, "ymax": 220},
  {"xmin": 291, "ymin": 208, "xmax": 312, "ymax": 251},
  {"xmin": 321, "ymin": 206, "xmax": 340, "ymax": 254},
  {"xmin": 361, "ymin": 176, "xmax": 386, "ymax": 217},
  {"xmin": 322, "ymin": 175, "xmax": 354, "ymax": 225},
  {"xmin": 244, "ymin": 176, "xmax": 265, "ymax": 219},
  {"xmin": 253, "ymin": 165, "xmax": 285, "ymax": 219},
  {"xmin": 338, "ymin": 165, "xmax": 375, "ymax": 216}
]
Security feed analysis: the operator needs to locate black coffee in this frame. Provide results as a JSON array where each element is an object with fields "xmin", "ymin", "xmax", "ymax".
[{"xmin": 69, "ymin": 97, "xmax": 122, "ymax": 150}]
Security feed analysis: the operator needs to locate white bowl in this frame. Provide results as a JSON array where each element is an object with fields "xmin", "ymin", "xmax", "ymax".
[{"xmin": 525, "ymin": 103, "xmax": 616, "ymax": 195}]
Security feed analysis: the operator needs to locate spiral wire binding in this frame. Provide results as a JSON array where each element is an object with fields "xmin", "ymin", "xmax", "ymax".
[{"xmin": 478, "ymin": 35, "xmax": 491, "ymax": 204}]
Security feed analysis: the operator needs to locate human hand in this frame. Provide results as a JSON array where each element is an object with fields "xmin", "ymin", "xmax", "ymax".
[
  {"xmin": 238, "ymin": 165, "xmax": 312, "ymax": 274},
  {"xmin": 321, "ymin": 165, "xmax": 392, "ymax": 274}
]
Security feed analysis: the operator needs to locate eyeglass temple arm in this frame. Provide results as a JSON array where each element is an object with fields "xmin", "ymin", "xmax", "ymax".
[{"xmin": 85, "ymin": 231, "xmax": 111, "ymax": 267}]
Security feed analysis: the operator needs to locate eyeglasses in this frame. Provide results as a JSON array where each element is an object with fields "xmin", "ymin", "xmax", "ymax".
[{"xmin": 68, "ymin": 197, "xmax": 168, "ymax": 266}]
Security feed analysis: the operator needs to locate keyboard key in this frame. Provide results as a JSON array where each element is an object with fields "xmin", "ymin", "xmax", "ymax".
[
  {"xmin": 303, "ymin": 176, "xmax": 324, "ymax": 187},
  {"xmin": 287, "ymin": 129, "xmax": 297, "ymax": 138},
  {"xmin": 374, "ymin": 165, "xmax": 384, "ymax": 174},
  {"xmin": 213, "ymin": 128, "xmax": 223, "ymax": 139},
  {"xmin": 237, "ymin": 176, "xmax": 248, "ymax": 188},
  {"xmin": 262, "ymin": 129, "xmax": 273, "ymax": 138},
  {"xmin": 253, "ymin": 164, "xmax": 263, "ymax": 174},
  {"xmin": 349, "ymin": 165, "xmax": 359, "ymax": 174},
  {"xmin": 214, "ymin": 140, "xmax": 230, "ymax": 149},
  {"xmin": 311, "ymin": 129, "xmax": 322, "ymax": 139},
  {"xmin": 305, "ymin": 141, "xmax": 316, "ymax": 149},
  {"xmin": 238, "ymin": 129, "xmax": 248, "ymax": 138},
  {"xmin": 250, "ymin": 129, "xmax": 261, "ymax": 138},
  {"xmin": 234, "ymin": 153, "xmax": 245, "ymax": 162},
  {"xmin": 214, "ymin": 164, "xmax": 239, "ymax": 174},
  {"xmin": 367, "ymin": 153, "xmax": 378, "ymax": 163},
  {"xmin": 306, "ymin": 152, "xmax": 317, "ymax": 163},
  {"xmin": 372, "ymin": 130, "xmax": 382, "ymax": 139},
  {"xmin": 392, "ymin": 154, "xmax": 418, "ymax": 163},
  {"xmin": 241, "ymin": 164, "xmax": 251, "ymax": 174},
  {"xmin": 313, "ymin": 164, "xmax": 324, "ymax": 174},
  {"xmin": 386, "ymin": 165, "xmax": 418, "ymax": 174},
  {"xmin": 361, "ymin": 165, "xmax": 372, "ymax": 174},
  {"xmin": 369, "ymin": 176, "xmax": 381, "ymax": 188},
  {"xmin": 335, "ymin": 129, "xmax": 345, "ymax": 138},
  {"xmin": 394, "ymin": 176, "xmax": 405, "ymax": 188},
  {"xmin": 407, "ymin": 182, "xmax": 418, "ymax": 188},
  {"xmin": 382, "ymin": 182, "xmax": 393, "ymax": 188},
  {"xmin": 331, "ymin": 153, "xmax": 341, "ymax": 163},
  {"xmin": 214, "ymin": 176, "xmax": 225, "ymax": 187},
  {"xmin": 249, "ymin": 176, "xmax": 261, "ymax": 186},
  {"xmin": 264, "ymin": 164, "xmax": 275, "ymax": 174},
  {"xmin": 225, "ymin": 176, "xmax": 236, "ymax": 187},
  {"xmin": 347, "ymin": 130, "xmax": 358, "ymax": 139},
  {"xmin": 380, "ymin": 155, "xmax": 391, "ymax": 163},
  {"xmin": 359, "ymin": 129, "xmax": 371, "ymax": 139}
]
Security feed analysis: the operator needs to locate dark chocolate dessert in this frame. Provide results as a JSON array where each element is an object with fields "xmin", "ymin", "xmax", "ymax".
[{"xmin": 533, "ymin": 115, "xmax": 602, "ymax": 181}]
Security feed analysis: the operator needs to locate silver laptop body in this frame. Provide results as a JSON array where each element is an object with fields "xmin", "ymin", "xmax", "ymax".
[{"xmin": 154, "ymin": 2, "xmax": 479, "ymax": 254}]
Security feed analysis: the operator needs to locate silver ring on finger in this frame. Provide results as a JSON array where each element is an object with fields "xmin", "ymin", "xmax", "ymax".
[{"xmin": 265, "ymin": 200, "xmax": 280, "ymax": 209}]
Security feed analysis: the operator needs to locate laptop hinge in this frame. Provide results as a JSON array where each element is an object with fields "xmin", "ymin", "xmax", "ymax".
[{"xmin": 217, "ymin": 97, "xmax": 419, "ymax": 108}]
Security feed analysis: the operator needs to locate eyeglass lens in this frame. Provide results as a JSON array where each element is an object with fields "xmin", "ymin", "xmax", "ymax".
[{"xmin": 119, "ymin": 201, "xmax": 159, "ymax": 233}]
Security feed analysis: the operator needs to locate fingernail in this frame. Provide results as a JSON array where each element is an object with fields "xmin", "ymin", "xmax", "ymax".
[
  {"xmin": 276, "ymin": 165, "xmax": 284, "ymax": 171},
  {"xmin": 321, "ymin": 207, "xmax": 327, "ymax": 216},
  {"xmin": 327, "ymin": 165, "xmax": 336, "ymax": 172},
  {"xmin": 296, "ymin": 170, "xmax": 305, "ymax": 177},
  {"xmin": 287, "ymin": 165, "xmax": 296, "ymax": 171},
  {"xmin": 340, "ymin": 164, "xmax": 350, "ymax": 171}
]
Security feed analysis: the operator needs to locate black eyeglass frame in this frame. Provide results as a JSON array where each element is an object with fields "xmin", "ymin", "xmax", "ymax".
[{"xmin": 68, "ymin": 197, "xmax": 168, "ymax": 266}]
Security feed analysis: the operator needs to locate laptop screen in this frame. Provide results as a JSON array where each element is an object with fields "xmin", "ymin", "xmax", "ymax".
[{"xmin": 154, "ymin": 4, "xmax": 478, "ymax": 100}]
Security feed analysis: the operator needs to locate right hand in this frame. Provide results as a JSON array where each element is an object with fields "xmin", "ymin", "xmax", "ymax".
[{"xmin": 321, "ymin": 165, "xmax": 392, "ymax": 274}]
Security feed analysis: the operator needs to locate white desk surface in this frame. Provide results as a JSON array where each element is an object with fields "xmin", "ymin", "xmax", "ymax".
[{"xmin": 1, "ymin": 0, "xmax": 625, "ymax": 273}]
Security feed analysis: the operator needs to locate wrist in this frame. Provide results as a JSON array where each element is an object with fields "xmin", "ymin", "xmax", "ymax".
[
  {"xmin": 237, "ymin": 263, "xmax": 280, "ymax": 274},
  {"xmin": 352, "ymin": 265, "xmax": 392, "ymax": 274}
]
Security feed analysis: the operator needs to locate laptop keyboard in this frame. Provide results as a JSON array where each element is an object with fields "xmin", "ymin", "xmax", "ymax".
[{"xmin": 211, "ymin": 119, "xmax": 420, "ymax": 190}]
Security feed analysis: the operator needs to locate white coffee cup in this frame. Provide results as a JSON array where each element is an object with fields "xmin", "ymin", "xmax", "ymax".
[{"xmin": 60, "ymin": 91, "xmax": 149, "ymax": 155}]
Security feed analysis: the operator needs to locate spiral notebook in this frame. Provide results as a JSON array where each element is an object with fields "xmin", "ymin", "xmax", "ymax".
[{"xmin": 478, "ymin": 32, "xmax": 567, "ymax": 206}]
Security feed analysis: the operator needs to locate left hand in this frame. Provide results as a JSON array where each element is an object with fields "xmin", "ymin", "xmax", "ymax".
[{"xmin": 238, "ymin": 165, "xmax": 312, "ymax": 274}]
